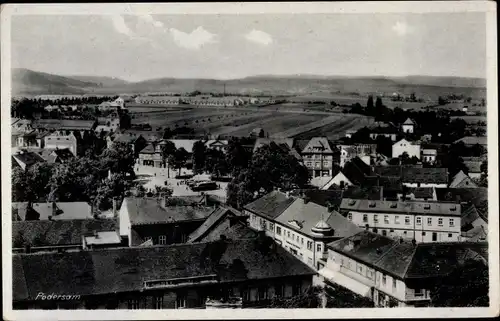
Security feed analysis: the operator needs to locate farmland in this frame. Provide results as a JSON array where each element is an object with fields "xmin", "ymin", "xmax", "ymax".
[
  {"xmin": 293, "ymin": 115, "xmax": 375, "ymax": 140},
  {"xmin": 450, "ymin": 115, "xmax": 487, "ymax": 124}
]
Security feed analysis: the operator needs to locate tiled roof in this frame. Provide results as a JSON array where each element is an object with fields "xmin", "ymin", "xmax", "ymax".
[
  {"xmin": 13, "ymin": 239, "xmax": 315, "ymax": 301},
  {"xmin": 32, "ymin": 119, "xmax": 96, "ymax": 130},
  {"xmin": 139, "ymin": 144, "xmax": 156, "ymax": 154},
  {"xmin": 253, "ymin": 138, "xmax": 294, "ymax": 152},
  {"xmin": 402, "ymin": 167, "xmax": 448, "ymax": 184},
  {"xmin": 342, "ymin": 157, "xmax": 372, "ymax": 185},
  {"xmin": 275, "ymin": 198, "xmax": 361, "ymax": 239},
  {"xmin": 328, "ymin": 230, "xmax": 488, "ymax": 280},
  {"xmin": 403, "ymin": 118, "xmax": 415, "ymax": 125},
  {"xmin": 340, "ymin": 198, "xmax": 462, "ymax": 216},
  {"xmin": 464, "ymin": 160, "xmax": 482, "ymax": 173},
  {"xmin": 243, "ymin": 191, "xmax": 295, "ymax": 220},
  {"xmin": 453, "ymin": 136, "xmax": 487, "ymax": 146},
  {"xmin": 123, "ymin": 197, "xmax": 214, "ymax": 225},
  {"xmin": 188, "ymin": 208, "xmax": 232, "ymax": 242},
  {"xmin": 302, "ymin": 137, "xmax": 334, "ymax": 154},
  {"xmin": 12, "ymin": 219, "xmax": 118, "ymax": 248},
  {"xmin": 434, "ymin": 187, "xmax": 488, "ymax": 208},
  {"xmin": 169, "ymin": 139, "xmax": 197, "ymax": 153},
  {"xmin": 113, "ymin": 133, "xmax": 142, "ymax": 144},
  {"xmin": 449, "ymin": 170, "xmax": 477, "ymax": 188},
  {"xmin": 409, "ymin": 187, "xmax": 434, "ymax": 199},
  {"xmin": 12, "ymin": 202, "xmax": 92, "ymax": 221}
]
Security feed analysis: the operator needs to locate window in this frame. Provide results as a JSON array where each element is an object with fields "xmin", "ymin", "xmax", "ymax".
[
  {"xmin": 240, "ymin": 287, "xmax": 250, "ymax": 301},
  {"xmin": 367, "ymin": 269, "xmax": 374, "ymax": 280},
  {"xmin": 307, "ymin": 241, "xmax": 313, "ymax": 251},
  {"xmin": 128, "ymin": 299, "xmax": 140, "ymax": 309},
  {"xmin": 403, "ymin": 231, "xmax": 407, "ymax": 235},
  {"xmin": 382, "ymin": 274, "xmax": 387, "ymax": 285},
  {"xmin": 287, "ymin": 231, "xmax": 290, "ymax": 238},
  {"xmin": 316, "ymin": 243, "xmax": 322, "ymax": 252},
  {"xmin": 292, "ymin": 234, "xmax": 295, "ymax": 241},
  {"xmin": 449, "ymin": 219, "xmax": 455, "ymax": 227},
  {"xmin": 448, "ymin": 233, "xmax": 453, "ymax": 238},
  {"xmin": 153, "ymin": 296, "xmax": 163, "ymax": 309},
  {"xmin": 416, "ymin": 217, "xmax": 422, "ymax": 225},
  {"xmin": 258, "ymin": 286, "xmax": 268, "ymax": 300},
  {"xmin": 176, "ymin": 293, "xmax": 186, "ymax": 309},
  {"xmin": 301, "ymin": 238, "xmax": 304, "ymax": 245},
  {"xmin": 414, "ymin": 288, "xmax": 424, "ymax": 297},
  {"xmin": 159, "ymin": 235, "xmax": 167, "ymax": 245},
  {"xmin": 315, "ymin": 162, "xmax": 320, "ymax": 167},
  {"xmin": 269, "ymin": 222, "xmax": 274, "ymax": 231},
  {"xmin": 357, "ymin": 264, "xmax": 363, "ymax": 274},
  {"xmin": 422, "ymin": 231, "xmax": 426, "ymax": 236},
  {"xmin": 348, "ymin": 213, "xmax": 352, "ymax": 220},
  {"xmin": 384, "ymin": 215, "xmax": 389, "ymax": 224},
  {"xmin": 382, "ymin": 230, "xmax": 387, "ymax": 236},
  {"xmin": 323, "ymin": 161, "xmax": 329, "ymax": 166},
  {"xmin": 275, "ymin": 284, "xmax": 284, "ymax": 297},
  {"xmin": 306, "ymin": 162, "xmax": 312, "ymax": 166},
  {"xmin": 393, "ymin": 279, "xmax": 397, "ymax": 289},
  {"xmin": 374, "ymin": 215, "xmax": 379, "ymax": 223},
  {"xmin": 363, "ymin": 214, "xmax": 368, "ymax": 223},
  {"xmin": 427, "ymin": 218, "xmax": 432, "ymax": 226},
  {"xmin": 438, "ymin": 218, "xmax": 443, "ymax": 226},
  {"xmin": 405, "ymin": 216, "xmax": 410, "ymax": 225},
  {"xmin": 395, "ymin": 216, "xmax": 400, "ymax": 224},
  {"xmin": 276, "ymin": 226, "xmax": 282, "ymax": 235},
  {"xmin": 292, "ymin": 283, "xmax": 302, "ymax": 296}
]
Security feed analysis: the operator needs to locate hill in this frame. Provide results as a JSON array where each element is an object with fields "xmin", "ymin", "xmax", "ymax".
[{"xmin": 11, "ymin": 68, "xmax": 487, "ymax": 99}]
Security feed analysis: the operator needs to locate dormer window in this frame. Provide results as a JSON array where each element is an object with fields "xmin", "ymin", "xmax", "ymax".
[
  {"xmin": 450, "ymin": 206, "xmax": 457, "ymax": 211},
  {"xmin": 368, "ymin": 202, "xmax": 376, "ymax": 208},
  {"xmin": 424, "ymin": 204, "xmax": 431, "ymax": 210},
  {"xmin": 390, "ymin": 203, "xmax": 397, "ymax": 209},
  {"xmin": 348, "ymin": 200, "xmax": 356, "ymax": 206}
]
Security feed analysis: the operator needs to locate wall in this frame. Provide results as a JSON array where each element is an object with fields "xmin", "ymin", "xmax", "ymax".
[
  {"xmin": 392, "ymin": 142, "xmax": 421, "ymax": 159},
  {"xmin": 118, "ymin": 199, "xmax": 131, "ymax": 246},
  {"xmin": 402, "ymin": 183, "xmax": 448, "ymax": 189},
  {"xmin": 347, "ymin": 210, "xmax": 461, "ymax": 243},
  {"xmin": 44, "ymin": 134, "xmax": 77, "ymax": 156},
  {"xmin": 402, "ymin": 124, "xmax": 414, "ymax": 133},
  {"xmin": 131, "ymin": 221, "xmax": 203, "ymax": 246}
]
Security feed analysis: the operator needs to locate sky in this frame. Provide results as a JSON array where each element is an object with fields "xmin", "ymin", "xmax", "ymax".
[{"xmin": 11, "ymin": 13, "xmax": 487, "ymax": 81}]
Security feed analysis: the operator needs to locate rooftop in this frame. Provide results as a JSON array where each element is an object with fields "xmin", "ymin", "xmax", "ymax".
[
  {"xmin": 449, "ymin": 170, "xmax": 476, "ymax": 188},
  {"xmin": 402, "ymin": 167, "xmax": 448, "ymax": 184},
  {"xmin": 12, "ymin": 202, "xmax": 92, "ymax": 221},
  {"xmin": 12, "ymin": 152, "xmax": 45, "ymax": 169},
  {"xmin": 302, "ymin": 137, "xmax": 334, "ymax": 154},
  {"xmin": 340, "ymin": 198, "xmax": 462, "ymax": 216},
  {"xmin": 243, "ymin": 191, "xmax": 295, "ymax": 220},
  {"xmin": 13, "ymin": 238, "xmax": 315, "ymax": 301},
  {"xmin": 32, "ymin": 119, "xmax": 96, "ymax": 130},
  {"xmin": 123, "ymin": 197, "xmax": 214, "ymax": 225},
  {"xmin": 84, "ymin": 231, "xmax": 122, "ymax": 246},
  {"xmin": 253, "ymin": 138, "xmax": 294, "ymax": 152},
  {"xmin": 453, "ymin": 136, "xmax": 487, "ymax": 146}
]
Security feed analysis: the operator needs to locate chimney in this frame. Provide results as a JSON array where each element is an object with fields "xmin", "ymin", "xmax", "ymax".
[
  {"xmin": 285, "ymin": 191, "xmax": 290, "ymax": 198},
  {"xmin": 112, "ymin": 198, "xmax": 117, "ymax": 217}
]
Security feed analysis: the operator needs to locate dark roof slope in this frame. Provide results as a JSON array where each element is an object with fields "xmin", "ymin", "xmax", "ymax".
[
  {"xmin": 12, "ymin": 219, "xmax": 118, "ymax": 248},
  {"xmin": 13, "ymin": 239, "xmax": 315, "ymax": 301},
  {"xmin": 435, "ymin": 188, "xmax": 488, "ymax": 208},
  {"xmin": 243, "ymin": 191, "xmax": 295, "ymax": 220},
  {"xmin": 402, "ymin": 167, "xmax": 448, "ymax": 184}
]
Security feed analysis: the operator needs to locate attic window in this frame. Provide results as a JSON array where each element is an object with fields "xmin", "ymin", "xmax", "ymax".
[
  {"xmin": 450, "ymin": 206, "xmax": 457, "ymax": 211},
  {"xmin": 390, "ymin": 203, "xmax": 397, "ymax": 209},
  {"xmin": 348, "ymin": 200, "xmax": 356, "ymax": 206},
  {"xmin": 424, "ymin": 204, "xmax": 431, "ymax": 210},
  {"xmin": 368, "ymin": 202, "xmax": 376, "ymax": 208}
]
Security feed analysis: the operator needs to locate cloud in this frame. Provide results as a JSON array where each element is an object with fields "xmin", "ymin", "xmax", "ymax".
[
  {"xmin": 392, "ymin": 21, "xmax": 412, "ymax": 36},
  {"xmin": 245, "ymin": 29, "xmax": 273, "ymax": 45},
  {"xmin": 138, "ymin": 14, "xmax": 164, "ymax": 28},
  {"xmin": 169, "ymin": 26, "xmax": 217, "ymax": 50}
]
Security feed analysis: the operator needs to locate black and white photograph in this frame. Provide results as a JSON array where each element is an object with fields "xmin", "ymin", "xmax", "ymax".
[{"xmin": 2, "ymin": 2, "xmax": 498, "ymax": 319}]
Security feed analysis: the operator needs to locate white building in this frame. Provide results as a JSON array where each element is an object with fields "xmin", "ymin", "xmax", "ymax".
[
  {"xmin": 421, "ymin": 148, "xmax": 437, "ymax": 164},
  {"xmin": 401, "ymin": 167, "xmax": 448, "ymax": 188},
  {"xmin": 401, "ymin": 118, "xmax": 416, "ymax": 133},
  {"xmin": 340, "ymin": 198, "xmax": 461, "ymax": 243},
  {"xmin": 392, "ymin": 139, "xmax": 421, "ymax": 159},
  {"xmin": 44, "ymin": 131, "xmax": 78, "ymax": 156},
  {"xmin": 244, "ymin": 191, "xmax": 360, "ymax": 270},
  {"xmin": 318, "ymin": 230, "xmax": 487, "ymax": 307},
  {"xmin": 338, "ymin": 144, "xmax": 376, "ymax": 168},
  {"xmin": 301, "ymin": 137, "xmax": 338, "ymax": 178}
]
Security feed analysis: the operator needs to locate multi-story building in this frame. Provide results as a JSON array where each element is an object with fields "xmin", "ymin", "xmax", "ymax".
[
  {"xmin": 13, "ymin": 238, "xmax": 315, "ymax": 309},
  {"xmin": 368, "ymin": 126, "xmax": 398, "ymax": 142},
  {"xmin": 338, "ymin": 144, "xmax": 376, "ymax": 168},
  {"xmin": 421, "ymin": 148, "xmax": 437, "ymax": 164},
  {"xmin": 401, "ymin": 167, "xmax": 448, "ymax": 188},
  {"xmin": 32, "ymin": 119, "xmax": 97, "ymax": 137},
  {"xmin": 138, "ymin": 144, "xmax": 163, "ymax": 167},
  {"xmin": 340, "ymin": 198, "xmax": 462, "ymax": 243},
  {"xmin": 392, "ymin": 139, "xmax": 421, "ymax": 159},
  {"xmin": 106, "ymin": 132, "xmax": 148, "ymax": 158},
  {"xmin": 44, "ymin": 131, "xmax": 78, "ymax": 156},
  {"xmin": 401, "ymin": 118, "xmax": 416, "ymax": 133},
  {"xmin": 244, "ymin": 191, "xmax": 360, "ymax": 270},
  {"xmin": 318, "ymin": 230, "xmax": 487, "ymax": 307},
  {"xmin": 301, "ymin": 137, "xmax": 339, "ymax": 177}
]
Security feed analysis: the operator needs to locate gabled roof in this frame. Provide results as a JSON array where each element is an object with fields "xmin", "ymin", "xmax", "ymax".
[
  {"xmin": 12, "ymin": 202, "xmax": 92, "ymax": 221},
  {"xmin": 243, "ymin": 191, "xmax": 295, "ymax": 220},
  {"xmin": 463, "ymin": 160, "xmax": 482, "ymax": 173},
  {"xmin": 275, "ymin": 198, "xmax": 361, "ymax": 239},
  {"xmin": 139, "ymin": 144, "xmax": 156, "ymax": 154},
  {"xmin": 123, "ymin": 197, "xmax": 214, "ymax": 225},
  {"xmin": 301, "ymin": 137, "xmax": 334, "ymax": 154},
  {"xmin": 112, "ymin": 133, "xmax": 143, "ymax": 144},
  {"xmin": 328, "ymin": 230, "xmax": 488, "ymax": 280},
  {"xmin": 341, "ymin": 157, "xmax": 372, "ymax": 185},
  {"xmin": 434, "ymin": 187, "xmax": 487, "ymax": 209},
  {"xmin": 402, "ymin": 167, "xmax": 448, "ymax": 184},
  {"xmin": 12, "ymin": 152, "xmax": 45, "ymax": 169},
  {"xmin": 13, "ymin": 239, "xmax": 315, "ymax": 301},
  {"xmin": 12, "ymin": 219, "xmax": 118, "ymax": 249},
  {"xmin": 253, "ymin": 138, "xmax": 294, "ymax": 152},
  {"xmin": 449, "ymin": 170, "xmax": 477, "ymax": 188},
  {"xmin": 403, "ymin": 118, "xmax": 415, "ymax": 125}
]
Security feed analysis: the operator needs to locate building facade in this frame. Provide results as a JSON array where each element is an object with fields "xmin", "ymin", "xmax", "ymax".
[
  {"xmin": 44, "ymin": 131, "xmax": 78, "ymax": 156},
  {"xmin": 301, "ymin": 137, "xmax": 338, "ymax": 177},
  {"xmin": 392, "ymin": 139, "xmax": 421, "ymax": 159}
]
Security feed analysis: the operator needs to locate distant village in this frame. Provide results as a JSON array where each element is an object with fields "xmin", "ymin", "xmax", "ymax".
[{"xmin": 11, "ymin": 90, "xmax": 489, "ymax": 310}]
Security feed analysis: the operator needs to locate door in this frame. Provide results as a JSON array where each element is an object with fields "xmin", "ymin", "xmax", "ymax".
[{"xmin": 432, "ymin": 232, "xmax": 437, "ymax": 242}]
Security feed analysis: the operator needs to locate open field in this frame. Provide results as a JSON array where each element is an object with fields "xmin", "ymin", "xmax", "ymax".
[
  {"xmin": 450, "ymin": 115, "xmax": 487, "ymax": 124},
  {"xmin": 293, "ymin": 115, "xmax": 375, "ymax": 140},
  {"xmin": 127, "ymin": 105, "xmax": 187, "ymax": 113}
]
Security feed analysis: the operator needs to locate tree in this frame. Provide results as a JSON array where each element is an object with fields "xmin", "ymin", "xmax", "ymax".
[
  {"xmin": 479, "ymin": 160, "xmax": 488, "ymax": 187},
  {"xmin": 227, "ymin": 143, "xmax": 310, "ymax": 209},
  {"xmin": 367, "ymin": 95, "xmax": 374, "ymax": 110},
  {"xmin": 431, "ymin": 259, "xmax": 489, "ymax": 307},
  {"xmin": 375, "ymin": 96, "xmax": 383, "ymax": 109},
  {"xmin": 226, "ymin": 137, "xmax": 251, "ymax": 174},
  {"xmin": 192, "ymin": 141, "xmax": 207, "ymax": 175},
  {"xmin": 170, "ymin": 147, "xmax": 189, "ymax": 176},
  {"xmin": 438, "ymin": 96, "xmax": 448, "ymax": 105},
  {"xmin": 101, "ymin": 142, "xmax": 136, "ymax": 178},
  {"xmin": 160, "ymin": 140, "xmax": 177, "ymax": 178}
]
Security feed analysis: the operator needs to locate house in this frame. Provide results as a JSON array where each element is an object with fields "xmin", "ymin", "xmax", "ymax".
[
  {"xmin": 107, "ymin": 132, "xmax": 148, "ymax": 157},
  {"xmin": 12, "ymin": 219, "xmax": 119, "ymax": 253},
  {"xmin": 368, "ymin": 125, "xmax": 398, "ymax": 141},
  {"xmin": 319, "ymin": 230, "xmax": 487, "ymax": 307},
  {"xmin": 205, "ymin": 139, "xmax": 229, "ymax": 152},
  {"xmin": 38, "ymin": 148, "xmax": 75, "ymax": 164},
  {"xmin": 338, "ymin": 144, "xmax": 375, "ymax": 167},
  {"xmin": 392, "ymin": 138, "xmax": 421, "ymax": 159},
  {"xmin": 434, "ymin": 187, "xmax": 488, "ymax": 210},
  {"xmin": 340, "ymin": 198, "xmax": 462, "ymax": 243},
  {"xmin": 290, "ymin": 187, "xmax": 382, "ymax": 209},
  {"xmin": 398, "ymin": 187, "xmax": 436, "ymax": 202},
  {"xmin": 449, "ymin": 170, "xmax": 478, "ymax": 188},
  {"xmin": 245, "ymin": 191, "xmax": 360, "ymax": 270},
  {"xmin": 11, "ymin": 120, "xmax": 37, "ymax": 148},
  {"xmin": 32, "ymin": 119, "xmax": 97, "ymax": 135},
  {"xmin": 187, "ymin": 207, "xmax": 257, "ymax": 243},
  {"xmin": 253, "ymin": 138, "xmax": 294, "ymax": 153},
  {"xmin": 12, "ymin": 201, "xmax": 94, "ymax": 221},
  {"xmin": 12, "ymin": 151, "xmax": 46, "ymax": 171},
  {"xmin": 320, "ymin": 168, "xmax": 353, "ymax": 189},
  {"xmin": 401, "ymin": 167, "xmax": 448, "ymax": 188},
  {"xmin": 250, "ymin": 128, "xmax": 265, "ymax": 138},
  {"xmin": 420, "ymin": 148, "xmax": 437, "ymax": 164},
  {"xmin": 301, "ymin": 137, "xmax": 339, "ymax": 177},
  {"xmin": 138, "ymin": 144, "xmax": 163, "ymax": 168},
  {"xmin": 44, "ymin": 131, "xmax": 78, "ymax": 156},
  {"xmin": 118, "ymin": 197, "xmax": 216, "ymax": 246},
  {"xmin": 462, "ymin": 157, "xmax": 484, "ymax": 179},
  {"xmin": 96, "ymin": 117, "xmax": 121, "ymax": 133},
  {"xmin": 453, "ymin": 136, "xmax": 487, "ymax": 147},
  {"xmin": 135, "ymin": 96, "xmax": 181, "ymax": 105},
  {"xmin": 460, "ymin": 205, "xmax": 488, "ymax": 242},
  {"xmin": 401, "ymin": 118, "xmax": 416, "ymax": 133},
  {"xmin": 13, "ymin": 238, "xmax": 316, "ymax": 309}
]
